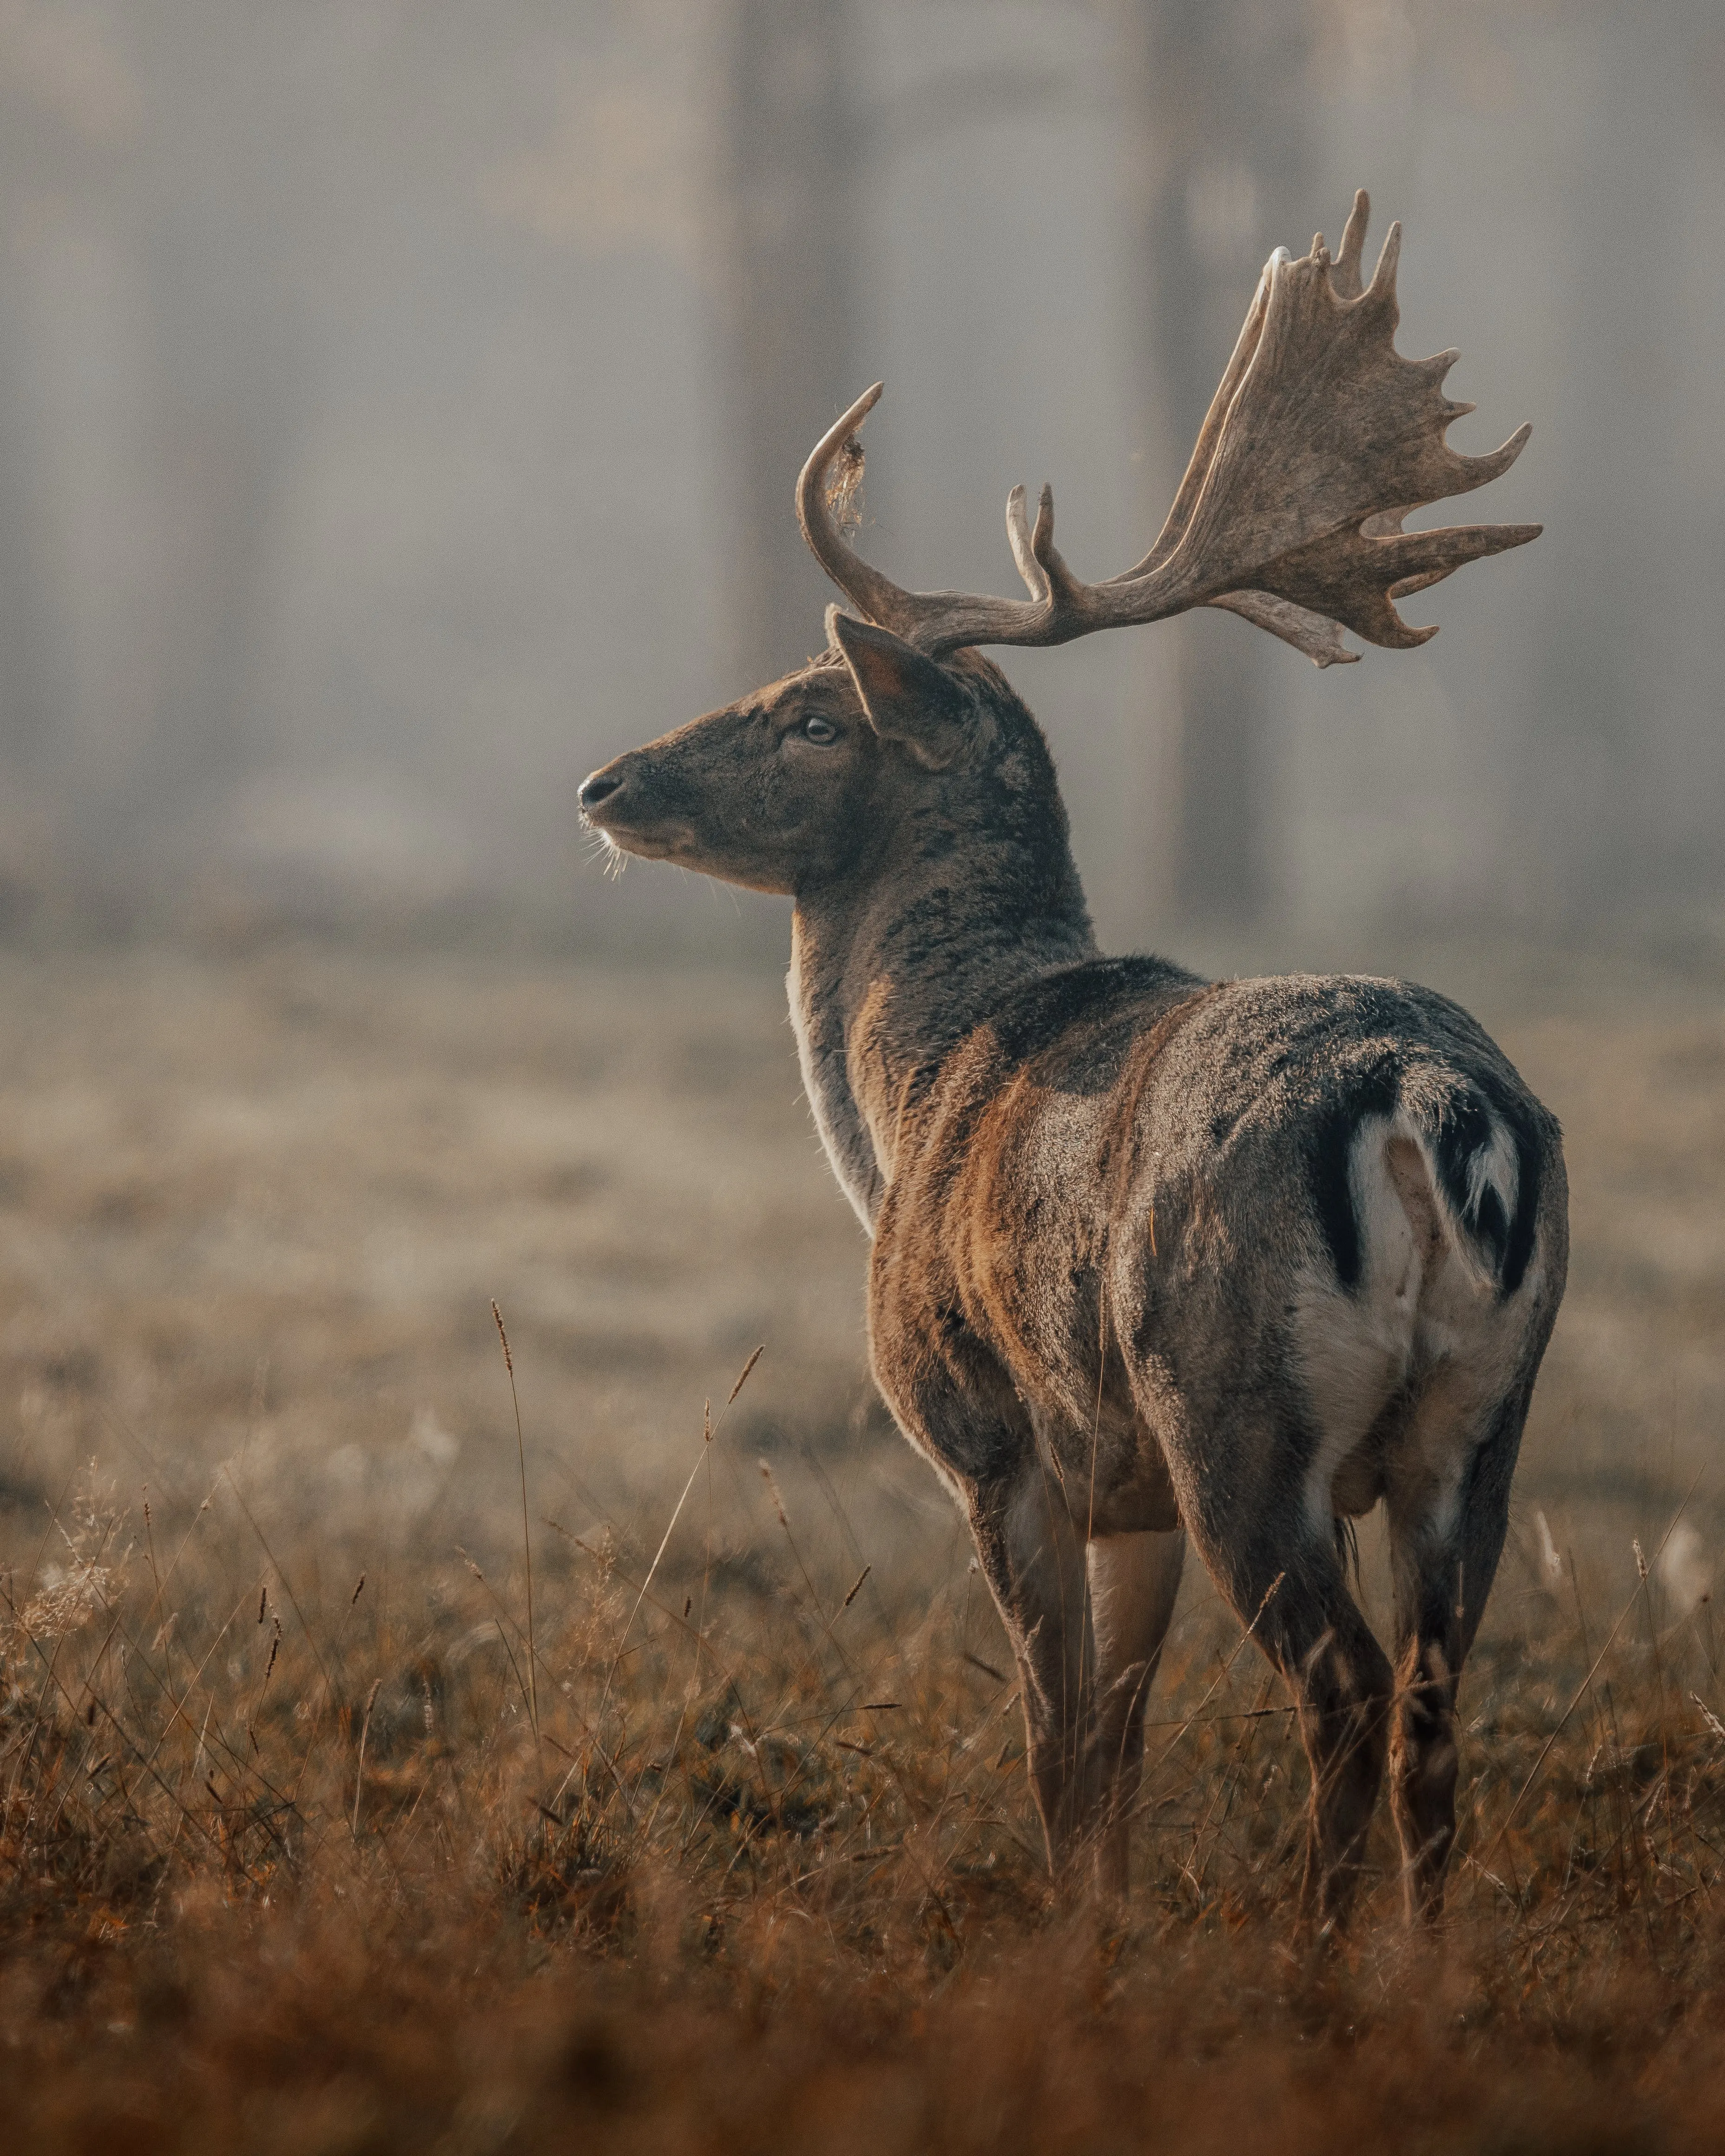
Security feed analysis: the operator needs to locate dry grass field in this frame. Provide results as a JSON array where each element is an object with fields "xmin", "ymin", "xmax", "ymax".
[{"xmin": 3, "ymin": 933, "xmax": 1725, "ymax": 2153}]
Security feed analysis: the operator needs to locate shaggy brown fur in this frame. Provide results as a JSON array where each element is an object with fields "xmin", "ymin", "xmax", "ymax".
[{"xmin": 580, "ymin": 615, "xmax": 1567, "ymax": 1924}]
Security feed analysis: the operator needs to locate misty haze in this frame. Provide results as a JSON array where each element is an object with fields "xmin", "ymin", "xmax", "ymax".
[{"xmin": 3, "ymin": 7, "xmax": 1725, "ymax": 2151}]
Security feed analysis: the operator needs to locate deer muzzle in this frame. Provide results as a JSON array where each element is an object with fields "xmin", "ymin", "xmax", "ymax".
[{"xmin": 577, "ymin": 754, "xmax": 696, "ymax": 861}]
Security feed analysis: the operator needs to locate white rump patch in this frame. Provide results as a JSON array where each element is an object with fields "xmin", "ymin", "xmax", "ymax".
[{"xmin": 1296, "ymin": 1109, "xmax": 1533, "ymax": 1541}]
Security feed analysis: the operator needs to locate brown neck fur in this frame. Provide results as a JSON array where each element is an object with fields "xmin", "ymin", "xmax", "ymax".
[{"xmin": 788, "ymin": 672, "xmax": 1097, "ymax": 1229}]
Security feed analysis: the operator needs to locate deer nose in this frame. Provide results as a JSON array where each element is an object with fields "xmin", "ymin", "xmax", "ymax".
[{"xmin": 579, "ymin": 769, "xmax": 625, "ymax": 813}]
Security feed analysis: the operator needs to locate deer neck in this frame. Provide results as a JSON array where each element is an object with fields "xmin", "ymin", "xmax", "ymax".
[{"xmin": 788, "ymin": 817, "xmax": 1096, "ymax": 1233}]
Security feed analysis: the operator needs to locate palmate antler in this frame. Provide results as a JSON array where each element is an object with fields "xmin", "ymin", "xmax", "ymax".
[{"xmin": 796, "ymin": 192, "xmax": 1539, "ymax": 667}]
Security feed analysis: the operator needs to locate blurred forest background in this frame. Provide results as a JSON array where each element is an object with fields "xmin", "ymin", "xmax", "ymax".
[{"xmin": 0, "ymin": 0, "xmax": 1719, "ymax": 958}]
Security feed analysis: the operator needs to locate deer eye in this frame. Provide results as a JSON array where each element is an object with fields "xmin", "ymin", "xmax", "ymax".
[{"xmin": 802, "ymin": 715, "xmax": 838, "ymax": 746}]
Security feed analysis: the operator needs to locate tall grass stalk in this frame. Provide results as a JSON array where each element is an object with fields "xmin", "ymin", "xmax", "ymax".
[{"xmin": 493, "ymin": 1298, "xmax": 538, "ymax": 1744}]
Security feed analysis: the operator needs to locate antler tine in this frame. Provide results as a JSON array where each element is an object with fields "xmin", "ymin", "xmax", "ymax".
[
  {"xmin": 1005, "ymin": 485, "xmax": 1048, "ymax": 602},
  {"xmin": 1211, "ymin": 591, "xmax": 1360, "ymax": 668},
  {"xmin": 1451, "ymin": 418, "xmax": 1533, "ymax": 494},
  {"xmin": 1030, "ymin": 485, "xmax": 1056, "ymax": 570},
  {"xmin": 795, "ymin": 383, "xmax": 932, "ymax": 644},
  {"xmin": 794, "ymin": 191, "xmax": 1538, "ymax": 665},
  {"xmin": 1338, "ymin": 511, "xmax": 1543, "ymax": 646},
  {"xmin": 1331, "ymin": 188, "xmax": 1371, "ymax": 300},
  {"xmin": 1027, "ymin": 485, "xmax": 1092, "ymax": 620},
  {"xmin": 1364, "ymin": 217, "xmax": 1403, "ymax": 315}
]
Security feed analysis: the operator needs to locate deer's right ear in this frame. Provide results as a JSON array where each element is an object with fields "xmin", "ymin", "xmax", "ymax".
[{"xmin": 827, "ymin": 610, "xmax": 967, "ymax": 770}]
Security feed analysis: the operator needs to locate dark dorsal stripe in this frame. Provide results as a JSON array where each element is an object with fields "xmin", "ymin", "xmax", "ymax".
[{"xmin": 1310, "ymin": 1061, "xmax": 1401, "ymax": 1292}]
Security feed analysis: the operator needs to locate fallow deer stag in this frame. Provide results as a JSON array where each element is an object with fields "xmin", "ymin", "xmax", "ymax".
[{"xmin": 580, "ymin": 195, "xmax": 1567, "ymax": 1926}]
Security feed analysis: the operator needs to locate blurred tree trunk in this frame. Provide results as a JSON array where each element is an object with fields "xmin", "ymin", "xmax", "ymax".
[
  {"xmin": 134, "ymin": 319, "xmax": 309, "ymax": 868},
  {"xmin": 1121, "ymin": 0, "xmax": 1314, "ymax": 928},
  {"xmin": 0, "ymin": 292, "xmax": 52, "ymax": 787},
  {"xmin": 713, "ymin": 0, "xmax": 858, "ymax": 690}
]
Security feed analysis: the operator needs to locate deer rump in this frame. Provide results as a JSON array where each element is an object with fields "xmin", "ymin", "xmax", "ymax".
[{"xmin": 872, "ymin": 962, "xmax": 1557, "ymax": 1544}]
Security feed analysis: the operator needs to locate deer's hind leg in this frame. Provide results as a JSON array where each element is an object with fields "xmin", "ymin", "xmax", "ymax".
[
  {"xmin": 1385, "ymin": 1375, "xmax": 1531, "ymax": 1919},
  {"xmin": 1153, "ymin": 1411, "xmax": 1394, "ymax": 1927},
  {"xmin": 1245, "ymin": 1541, "xmax": 1395, "ymax": 1929}
]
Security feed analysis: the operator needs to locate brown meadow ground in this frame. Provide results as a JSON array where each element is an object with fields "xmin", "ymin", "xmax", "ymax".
[{"xmin": 3, "ymin": 933, "xmax": 1725, "ymax": 2152}]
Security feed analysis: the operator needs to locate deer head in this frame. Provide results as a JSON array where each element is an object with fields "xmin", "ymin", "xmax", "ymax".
[
  {"xmin": 580, "ymin": 193, "xmax": 1537, "ymax": 893},
  {"xmin": 577, "ymin": 623, "xmax": 1054, "ymax": 900}
]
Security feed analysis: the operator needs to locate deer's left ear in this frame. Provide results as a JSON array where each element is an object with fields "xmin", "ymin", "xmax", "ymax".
[{"xmin": 827, "ymin": 610, "xmax": 967, "ymax": 770}]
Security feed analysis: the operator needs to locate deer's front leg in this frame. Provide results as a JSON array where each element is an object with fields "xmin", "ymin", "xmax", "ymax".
[
  {"xmin": 968, "ymin": 1459, "xmax": 1094, "ymax": 1879},
  {"xmin": 1084, "ymin": 1529, "xmax": 1186, "ymax": 1900}
]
